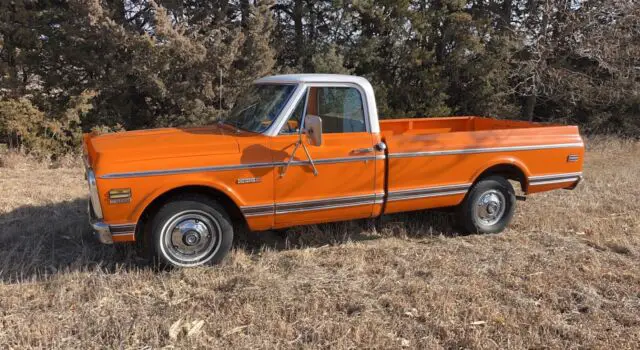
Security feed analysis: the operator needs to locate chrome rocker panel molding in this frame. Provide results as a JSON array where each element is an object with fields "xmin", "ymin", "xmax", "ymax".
[
  {"xmin": 239, "ymin": 171, "xmax": 583, "ymax": 219},
  {"xmin": 240, "ymin": 184, "xmax": 471, "ymax": 218},
  {"xmin": 276, "ymin": 193, "xmax": 382, "ymax": 215},
  {"xmin": 528, "ymin": 172, "xmax": 583, "ymax": 186},
  {"xmin": 387, "ymin": 183, "xmax": 471, "ymax": 202},
  {"xmin": 241, "ymin": 193, "xmax": 385, "ymax": 217}
]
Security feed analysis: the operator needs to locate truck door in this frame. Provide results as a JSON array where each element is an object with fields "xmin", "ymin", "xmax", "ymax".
[{"xmin": 270, "ymin": 85, "xmax": 379, "ymax": 228}]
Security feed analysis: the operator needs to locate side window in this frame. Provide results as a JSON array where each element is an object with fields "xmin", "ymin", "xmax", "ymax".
[
  {"xmin": 279, "ymin": 92, "xmax": 307, "ymax": 135},
  {"xmin": 317, "ymin": 87, "xmax": 366, "ymax": 133}
]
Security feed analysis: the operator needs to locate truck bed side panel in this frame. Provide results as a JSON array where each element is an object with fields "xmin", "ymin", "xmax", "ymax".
[{"xmin": 381, "ymin": 123, "xmax": 584, "ymax": 214}]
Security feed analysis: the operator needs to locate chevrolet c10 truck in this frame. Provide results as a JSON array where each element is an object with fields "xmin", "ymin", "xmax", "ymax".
[{"xmin": 83, "ymin": 74, "xmax": 585, "ymax": 267}]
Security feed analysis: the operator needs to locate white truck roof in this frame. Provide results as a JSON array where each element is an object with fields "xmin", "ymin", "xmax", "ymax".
[
  {"xmin": 256, "ymin": 74, "xmax": 371, "ymax": 85},
  {"xmin": 255, "ymin": 74, "xmax": 381, "ymax": 134}
]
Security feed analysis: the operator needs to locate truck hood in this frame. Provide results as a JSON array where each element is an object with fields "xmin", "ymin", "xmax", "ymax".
[{"xmin": 85, "ymin": 125, "xmax": 240, "ymax": 168}]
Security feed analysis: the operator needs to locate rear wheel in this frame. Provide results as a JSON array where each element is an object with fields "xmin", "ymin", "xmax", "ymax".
[
  {"xmin": 151, "ymin": 195, "xmax": 233, "ymax": 268},
  {"xmin": 457, "ymin": 176, "xmax": 516, "ymax": 234}
]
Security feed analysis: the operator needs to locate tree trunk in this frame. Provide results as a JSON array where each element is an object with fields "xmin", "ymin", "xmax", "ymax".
[
  {"xmin": 293, "ymin": 0, "xmax": 304, "ymax": 68},
  {"xmin": 523, "ymin": 94, "xmax": 537, "ymax": 121},
  {"xmin": 500, "ymin": 0, "xmax": 513, "ymax": 29},
  {"xmin": 240, "ymin": 0, "xmax": 250, "ymax": 28}
]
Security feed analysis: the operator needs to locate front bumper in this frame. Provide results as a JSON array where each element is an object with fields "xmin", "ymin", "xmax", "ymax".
[
  {"xmin": 88, "ymin": 200, "xmax": 137, "ymax": 244},
  {"xmin": 89, "ymin": 201, "xmax": 113, "ymax": 244},
  {"xmin": 91, "ymin": 219, "xmax": 114, "ymax": 244}
]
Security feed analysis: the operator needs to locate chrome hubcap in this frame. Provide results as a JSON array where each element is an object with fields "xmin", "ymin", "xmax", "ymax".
[
  {"xmin": 162, "ymin": 211, "xmax": 221, "ymax": 264},
  {"xmin": 475, "ymin": 190, "xmax": 506, "ymax": 226}
]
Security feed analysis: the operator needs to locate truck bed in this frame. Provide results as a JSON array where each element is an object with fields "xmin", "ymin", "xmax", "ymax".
[
  {"xmin": 379, "ymin": 116, "xmax": 584, "ymax": 215},
  {"xmin": 380, "ymin": 116, "xmax": 542, "ymax": 135}
]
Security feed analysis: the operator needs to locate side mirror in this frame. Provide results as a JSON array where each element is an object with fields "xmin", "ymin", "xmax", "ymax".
[{"xmin": 303, "ymin": 114, "xmax": 323, "ymax": 146}]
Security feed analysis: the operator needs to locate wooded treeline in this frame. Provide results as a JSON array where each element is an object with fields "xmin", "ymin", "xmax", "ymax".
[{"xmin": 0, "ymin": 0, "xmax": 638, "ymax": 156}]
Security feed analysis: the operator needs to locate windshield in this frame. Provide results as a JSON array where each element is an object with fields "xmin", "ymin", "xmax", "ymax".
[{"xmin": 223, "ymin": 84, "xmax": 296, "ymax": 133}]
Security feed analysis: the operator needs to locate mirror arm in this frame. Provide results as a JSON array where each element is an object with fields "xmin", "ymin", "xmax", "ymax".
[
  {"xmin": 279, "ymin": 140, "xmax": 301, "ymax": 178},
  {"xmin": 279, "ymin": 132, "xmax": 319, "ymax": 178},
  {"xmin": 300, "ymin": 140, "xmax": 319, "ymax": 176}
]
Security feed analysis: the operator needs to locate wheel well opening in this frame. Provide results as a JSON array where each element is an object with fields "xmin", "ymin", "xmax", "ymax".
[
  {"xmin": 475, "ymin": 164, "xmax": 528, "ymax": 193},
  {"xmin": 135, "ymin": 185, "xmax": 245, "ymax": 242}
]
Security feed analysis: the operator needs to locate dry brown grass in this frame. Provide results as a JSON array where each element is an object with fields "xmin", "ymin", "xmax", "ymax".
[{"xmin": 0, "ymin": 138, "xmax": 639, "ymax": 349}]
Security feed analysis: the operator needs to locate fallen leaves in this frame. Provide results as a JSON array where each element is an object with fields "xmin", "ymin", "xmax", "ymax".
[
  {"xmin": 223, "ymin": 325, "xmax": 250, "ymax": 337},
  {"xmin": 168, "ymin": 319, "xmax": 182, "ymax": 340},
  {"xmin": 168, "ymin": 319, "xmax": 206, "ymax": 340}
]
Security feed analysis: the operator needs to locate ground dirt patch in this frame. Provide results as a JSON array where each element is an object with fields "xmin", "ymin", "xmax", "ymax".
[{"xmin": 0, "ymin": 138, "xmax": 638, "ymax": 349}]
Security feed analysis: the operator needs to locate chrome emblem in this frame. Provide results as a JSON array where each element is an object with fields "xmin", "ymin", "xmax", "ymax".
[
  {"xmin": 236, "ymin": 177, "xmax": 261, "ymax": 184},
  {"xmin": 109, "ymin": 197, "xmax": 131, "ymax": 204}
]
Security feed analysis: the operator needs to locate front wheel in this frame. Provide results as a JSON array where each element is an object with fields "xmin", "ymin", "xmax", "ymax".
[
  {"xmin": 151, "ymin": 195, "xmax": 233, "ymax": 268},
  {"xmin": 457, "ymin": 176, "xmax": 516, "ymax": 234}
]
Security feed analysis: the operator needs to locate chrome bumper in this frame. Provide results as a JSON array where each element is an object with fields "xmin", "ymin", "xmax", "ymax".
[
  {"xmin": 565, "ymin": 175, "xmax": 584, "ymax": 190},
  {"xmin": 91, "ymin": 219, "xmax": 114, "ymax": 244},
  {"xmin": 86, "ymin": 165, "xmax": 113, "ymax": 244},
  {"xmin": 89, "ymin": 201, "xmax": 113, "ymax": 244}
]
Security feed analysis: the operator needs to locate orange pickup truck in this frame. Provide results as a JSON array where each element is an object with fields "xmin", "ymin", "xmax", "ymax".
[{"xmin": 83, "ymin": 74, "xmax": 584, "ymax": 267}]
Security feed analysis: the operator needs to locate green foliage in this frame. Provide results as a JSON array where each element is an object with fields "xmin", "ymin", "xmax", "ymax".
[
  {"xmin": 0, "ymin": 95, "xmax": 85, "ymax": 157},
  {"xmin": 311, "ymin": 46, "xmax": 353, "ymax": 75},
  {"xmin": 0, "ymin": 0, "xmax": 637, "ymax": 157}
]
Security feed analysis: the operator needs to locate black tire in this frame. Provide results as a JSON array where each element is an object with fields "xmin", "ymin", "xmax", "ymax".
[
  {"xmin": 150, "ymin": 194, "xmax": 233, "ymax": 268},
  {"xmin": 457, "ymin": 176, "xmax": 516, "ymax": 234}
]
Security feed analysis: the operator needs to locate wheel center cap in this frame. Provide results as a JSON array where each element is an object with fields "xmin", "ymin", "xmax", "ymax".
[
  {"xmin": 183, "ymin": 231, "xmax": 201, "ymax": 246},
  {"xmin": 487, "ymin": 203, "xmax": 498, "ymax": 214}
]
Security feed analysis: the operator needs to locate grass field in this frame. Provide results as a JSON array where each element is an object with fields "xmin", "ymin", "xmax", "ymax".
[{"xmin": 0, "ymin": 138, "xmax": 638, "ymax": 349}]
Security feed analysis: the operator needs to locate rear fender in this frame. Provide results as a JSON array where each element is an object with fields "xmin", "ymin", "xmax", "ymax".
[{"xmin": 471, "ymin": 157, "xmax": 532, "ymax": 192}]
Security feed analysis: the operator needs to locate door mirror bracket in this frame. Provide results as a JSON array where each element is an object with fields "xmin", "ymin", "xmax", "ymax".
[{"xmin": 279, "ymin": 115, "xmax": 323, "ymax": 178}]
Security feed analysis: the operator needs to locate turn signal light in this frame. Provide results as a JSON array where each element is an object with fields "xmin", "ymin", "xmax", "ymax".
[{"xmin": 108, "ymin": 188, "xmax": 131, "ymax": 204}]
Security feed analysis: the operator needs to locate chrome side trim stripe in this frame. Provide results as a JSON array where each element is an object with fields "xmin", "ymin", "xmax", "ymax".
[
  {"xmin": 276, "ymin": 194, "xmax": 376, "ymax": 215},
  {"xmin": 100, "ymin": 143, "xmax": 583, "ymax": 179},
  {"xmin": 241, "ymin": 193, "xmax": 384, "ymax": 217},
  {"xmin": 529, "ymin": 172, "xmax": 583, "ymax": 181},
  {"xmin": 101, "ymin": 162, "xmax": 276, "ymax": 179},
  {"xmin": 277, "ymin": 194, "xmax": 377, "ymax": 211},
  {"xmin": 530, "ymin": 177, "xmax": 582, "ymax": 186},
  {"xmin": 389, "ymin": 143, "xmax": 584, "ymax": 159},
  {"xmin": 529, "ymin": 172, "xmax": 583, "ymax": 186},
  {"xmin": 241, "ymin": 204, "xmax": 275, "ymax": 217},
  {"xmin": 241, "ymin": 186, "xmax": 470, "ymax": 217},
  {"xmin": 109, "ymin": 223, "xmax": 136, "ymax": 236},
  {"xmin": 241, "ymin": 172, "xmax": 582, "ymax": 218},
  {"xmin": 387, "ymin": 183, "xmax": 471, "ymax": 202},
  {"xmin": 101, "ymin": 155, "xmax": 384, "ymax": 179}
]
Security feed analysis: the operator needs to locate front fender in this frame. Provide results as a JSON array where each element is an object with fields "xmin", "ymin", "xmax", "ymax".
[{"xmin": 126, "ymin": 174, "xmax": 245, "ymax": 224}]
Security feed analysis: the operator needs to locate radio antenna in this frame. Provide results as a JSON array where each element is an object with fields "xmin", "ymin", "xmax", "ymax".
[{"xmin": 219, "ymin": 66, "xmax": 223, "ymax": 111}]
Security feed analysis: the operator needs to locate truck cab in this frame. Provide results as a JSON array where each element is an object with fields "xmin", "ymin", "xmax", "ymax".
[{"xmin": 84, "ymin": 74, "xmax": 584, "ymax": 268}]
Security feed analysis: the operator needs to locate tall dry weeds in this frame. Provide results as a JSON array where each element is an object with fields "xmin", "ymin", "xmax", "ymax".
[{"xmin": 0, "ymin": 137, "xmax": 638, "ymax": 348}]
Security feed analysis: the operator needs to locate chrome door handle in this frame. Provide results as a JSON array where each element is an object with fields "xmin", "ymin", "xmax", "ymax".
[{"xmin": 352, "ymin": 147, "xmax": 374, "ymax": 154}]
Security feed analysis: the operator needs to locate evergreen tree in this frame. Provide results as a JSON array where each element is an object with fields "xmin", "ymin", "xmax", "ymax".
[{"xmin": 0, "ymin": 0, "xmax": 638, "ymax": 156}]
